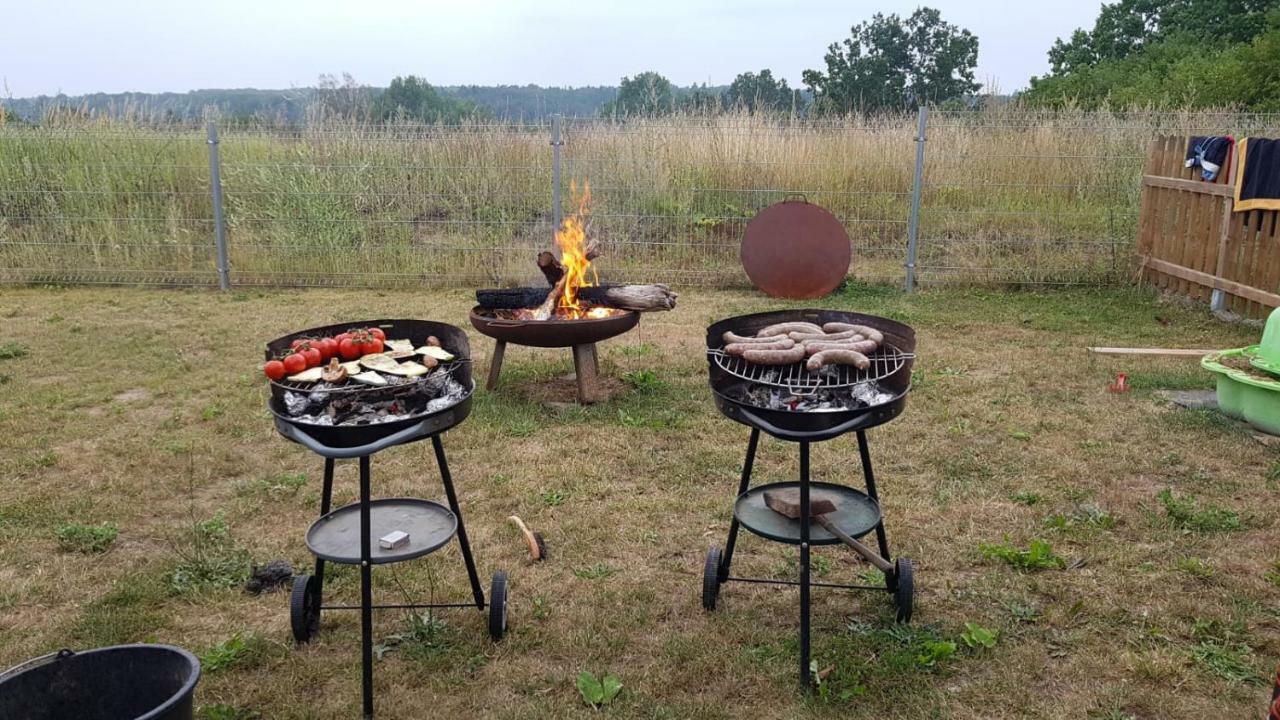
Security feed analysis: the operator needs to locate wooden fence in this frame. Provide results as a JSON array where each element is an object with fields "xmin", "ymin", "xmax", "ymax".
[{"xmin": 1137, "ymin": 135, "xmax": 1280, "ymax": 318}]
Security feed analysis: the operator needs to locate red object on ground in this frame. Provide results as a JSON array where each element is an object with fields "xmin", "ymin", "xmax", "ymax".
[
  {"xmin": 1269, "ymin": 663, "xmax": 1280, "ymax": 720},
  {"xmin": 1107, "ymin": 373, "xmax": 1129, "ymax": 393}
]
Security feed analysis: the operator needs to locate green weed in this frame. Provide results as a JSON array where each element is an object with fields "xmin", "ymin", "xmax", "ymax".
[
  {"xmin": 374, "ymin": 613, "xmax": 452, "ymax": 661},
  {"xmin": 540, "ymin": 489, "xmax": 568, "ymax": 507},
  {"xmin": 576, "ymin": 671, "xmax": 623, "ymax": 708},
  {"xmin": 1009, "ymin": 490, "xmax": 1041, "ymax": 506},
  {"xmin": 55, "ymin": 522, "xmax": 119, "ymax": 553},
  {"xmin": 200, "ymin": 705, "xmax": 261, "ymax": 720},
  {"xmin": 0, "ymin": 342, "xmax": 28, "ymax": 359},
  {"xmin": 200, "ymin": 633, "xmax": 267, "ymax": 672},
  {"xmin": 1176, "ymin": 557, "xmax": 1214, "ymax": 578},
  {"xmin": 573, "ymin": 563, "xmax": 618, "ymax": 580},
  {"xmin": 623, "ymin": 369, "xmax": 667, "ymax": 392},
  {"xmin": 1157, "ymin": 489, "xmax": 1241, "ymax": 532},
  {"xmin": 169, "ymin": 511, "xmax": 250, "ymax": 593},
  {"xmin": 1190, "ymin": 642, "xmax": 1262, "ymax": 685},
  {"xmin": 980, "ymin": 537, "xmax": 1066, "ymax": 570},
  {"xmin": 960, "ymin": 622, "xmax": 998, "ymax": 650}
]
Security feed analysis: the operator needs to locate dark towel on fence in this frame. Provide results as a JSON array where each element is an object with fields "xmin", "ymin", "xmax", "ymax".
[
  {"xmin": 1184, "ymin": 135, "xmax": 1232, "ymax": 181},
  {"xmin": 1234, "ymin": 137, "xmax": 1280, "ymax": 212}
]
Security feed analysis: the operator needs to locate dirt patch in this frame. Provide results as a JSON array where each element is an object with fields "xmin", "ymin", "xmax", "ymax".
[{"xmin": 112, "ymin": 388, "xmax": 152, "ymax": 403}]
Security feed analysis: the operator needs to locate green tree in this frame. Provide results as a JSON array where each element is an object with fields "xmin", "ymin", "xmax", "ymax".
[
  {"xmin": 802, "ymin": 7, "xmax": 979, "ymax": 113},
  {"xmin": 724, "ymin": 69, "xmax": 802, "ymax": 113},
  {"xmin": 599, "ymin": 72, "xmax": 675, "ymax": 117},
  {"xmin": 1046, "ymin": 0, "xmax": 1276, "ymax": 75},
  {"xmin": 370, "ymin": 75, "xmax": 484, "ymax": 124},
  {"xmin": 1025, "ymin": 1, "xmax": 1280, "ymax": 108}
]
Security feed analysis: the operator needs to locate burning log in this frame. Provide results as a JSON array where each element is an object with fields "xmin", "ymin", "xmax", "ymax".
[
  {"xmin": 537, "ymin": 243, "xmax": 600, "ymax": 286},
  {"xmin": 532, "ymin": 276, "xmax": 568, "ymax": 321},
  {"xmin": 477, "ymin": 284, "xmax": 677, "ymax": 312}
]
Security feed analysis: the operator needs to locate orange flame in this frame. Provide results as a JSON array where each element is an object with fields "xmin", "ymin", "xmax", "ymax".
[{"xmin": 555, "ymin": 181, "xmax": 598, "ymax": 319}]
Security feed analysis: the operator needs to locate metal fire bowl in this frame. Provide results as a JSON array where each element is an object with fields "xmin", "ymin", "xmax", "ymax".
[{"xmin": 469, "ymin": 306, "xmax": 639, "ymax": 348}]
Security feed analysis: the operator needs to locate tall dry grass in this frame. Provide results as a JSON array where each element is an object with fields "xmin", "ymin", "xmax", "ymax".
[{"xmin": 1, "ymin": 107, "xmax": 1277, "ymax": 288}]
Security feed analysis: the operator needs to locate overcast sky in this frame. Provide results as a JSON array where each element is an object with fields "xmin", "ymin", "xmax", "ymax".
[{"xmin": 1, "ymin": 0, "xmax": 1100, "ymax": 97}]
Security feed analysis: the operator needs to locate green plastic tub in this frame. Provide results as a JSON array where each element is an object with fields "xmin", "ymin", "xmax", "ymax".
[{"xmin": 1201, "ymin": 346, "xmax": 1280, "ymax": 435}]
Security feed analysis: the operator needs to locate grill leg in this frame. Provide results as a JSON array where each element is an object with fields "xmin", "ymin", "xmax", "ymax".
[
  {"xmin": 799, "ymin": 441, "xmax": 812, "ymax": 688},
  {"xmin": 719, "ymin": 428, "xmax": 759, "ymax": 581},
  {"xmin": 358, "ymin": 455, "xmax": 374, "ymax": 719},
  {"xmin": 486, "ymin": 340, "xmax": 506, "ymax": 391},
  {"xmin": 856, "ymin": 431, "xmax": 891, "ymax": 563},
  {"xmin": 433, "ymin": 435, "xmax": 486, "ymax": 610},
  {"xmin": 313, "ymin": 458, "xmax": 335, "ymax": 583}
]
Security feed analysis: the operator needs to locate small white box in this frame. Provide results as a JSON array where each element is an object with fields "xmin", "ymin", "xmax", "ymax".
[{"xmin": 379, "ymin": 530, "xmax": 410, "ymax": 550}]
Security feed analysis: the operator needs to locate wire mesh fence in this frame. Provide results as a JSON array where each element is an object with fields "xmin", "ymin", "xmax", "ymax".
[{"xmin": 1, "ymin": 109, "xmax": 1277, "ymax": 290}]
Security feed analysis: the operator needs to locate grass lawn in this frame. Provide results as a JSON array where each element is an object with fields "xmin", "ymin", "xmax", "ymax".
[{"xmin": 0, "ymin": 283, "xmax": 1276, "ymax": 719}]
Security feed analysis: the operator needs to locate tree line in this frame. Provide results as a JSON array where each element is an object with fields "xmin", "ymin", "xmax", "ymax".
[{"xmin": 6, "ymin": 1, "xmax": 1276, "ymax": 127}]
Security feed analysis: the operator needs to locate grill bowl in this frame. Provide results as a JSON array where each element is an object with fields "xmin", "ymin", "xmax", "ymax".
[
  {"xmin": 266, "ymin": 319, "xmax": 474, "ymax": 449},
  {"xmin": 470, "ymin": 306, "xmax": 639, "ymax": 348},
  {"xmin": 706, "ymin": 309, "xmax": 916, "ymax": 442}
]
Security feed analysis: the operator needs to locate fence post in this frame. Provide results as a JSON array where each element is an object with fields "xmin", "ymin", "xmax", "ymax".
[
  {"xmin": 551, "ymin": 114, "xmax": 564, "ymax": 231},
  {"xmin": 904, "ymin": 106, "xmax": 928, "ymax": 293},
  {"xmin": 206, "ymin": 121, "xmax": 230, "ymax": 291}
]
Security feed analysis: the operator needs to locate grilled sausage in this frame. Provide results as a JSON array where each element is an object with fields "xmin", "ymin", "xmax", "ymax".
[
  {"xmin": 802, "ymin": 339, "xmax": 878, "ymax": 356},
  {"xmin": 722, "ymin": 331, "xmax": 783, "ymax": 345},
  {"xmin": 743, "ymin": 345, "xmax": 807, "ymax": 365},
  {"xmin": 787, "ymin": 329, "xmax": 864, "ymax": 343},
  {"xmin": 807, "ymin": 348, "xmax": 871, "ymax": 371},
  {"xmin": 821, "ymin": 322, "xmax": 883, "ymax": 345},
  {"xmin": 725, "ymin": 338, "xmax": 795, "ymax": 356},
  {"xmin": 757, "ymin": 322, "xmax": 823, "ymax": 338}
]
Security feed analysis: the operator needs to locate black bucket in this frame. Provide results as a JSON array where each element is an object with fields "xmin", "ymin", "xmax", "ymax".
[{"xmin": 0, "ymin": 645, "xmax": 200, "ymax": 720}]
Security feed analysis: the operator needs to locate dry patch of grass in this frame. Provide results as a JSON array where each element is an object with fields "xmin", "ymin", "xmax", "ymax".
[{"xmin": 0, "ymin": 284, "xmax": 1275, "ymax": 719}]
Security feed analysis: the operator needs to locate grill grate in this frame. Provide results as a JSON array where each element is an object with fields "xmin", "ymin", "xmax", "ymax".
[
  {"xmin": 270, "ymin": 359, "xmax": 470, "ymax": 396},
  {"xmin": 708, "ymin": 345, "xmax": 912, "ymax": 395}
]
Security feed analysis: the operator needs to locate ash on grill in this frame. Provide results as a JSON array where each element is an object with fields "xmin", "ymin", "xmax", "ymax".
[
  {"xmin": 729, "ymin": 379, "xmax": 893, "ymax": 412},
  {"xmin": 284, "ymin": 374, "xmax": 466, "ymax": 426}
]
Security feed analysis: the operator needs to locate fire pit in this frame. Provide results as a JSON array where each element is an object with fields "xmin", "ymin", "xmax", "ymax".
[
  {"xmin": 699, "ymin": 308, "xmax": 917, "ymax": 687},
  {"xmin": 470, "ymin": 305, "xmax": 639, "ymax": 403},
  {"xmin": 472, "ymin": 182, "xmax": 674, "ymax": 403}
]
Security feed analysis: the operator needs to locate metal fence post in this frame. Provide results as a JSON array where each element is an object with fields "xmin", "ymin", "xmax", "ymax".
[
  {"xmin": 206, "ymin": 121, "xmax": 230, "ymax": 290},
  {"xmin": 551, "ymin": 114, "xmax": 563, "ymax": 231},
  {"xmin": 904, "ymin": 106, "xmax": 928, "ymax": 293}
]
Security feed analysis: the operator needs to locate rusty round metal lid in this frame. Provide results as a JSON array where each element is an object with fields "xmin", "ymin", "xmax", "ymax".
[{"xmin": 741, "ymin": 197, "xmax": 851, "ymax": 299}]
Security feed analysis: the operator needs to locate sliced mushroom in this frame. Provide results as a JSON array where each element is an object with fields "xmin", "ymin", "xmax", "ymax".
[{"xmin": 321, "ymin": 358, "xmax": 348, "ymax": 383}]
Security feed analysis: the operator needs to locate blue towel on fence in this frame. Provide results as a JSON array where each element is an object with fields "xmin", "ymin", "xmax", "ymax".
[{"xmin": 1185, "ymin": 136, "xmax": 1232, "ymax": 182}]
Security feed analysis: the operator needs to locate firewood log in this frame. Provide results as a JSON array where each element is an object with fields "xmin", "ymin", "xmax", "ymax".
[{"xmin": 476, "ymin": 284, "xmax": 677, "ymax": 312}]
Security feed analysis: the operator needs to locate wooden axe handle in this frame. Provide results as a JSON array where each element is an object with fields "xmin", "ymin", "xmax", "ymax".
[{"xmin": 814, "ymin": 515, "xmax": 893, "ymax": 573}]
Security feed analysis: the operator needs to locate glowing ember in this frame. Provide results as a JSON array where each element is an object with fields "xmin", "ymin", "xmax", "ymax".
[
  {"xmin": 494, "ymin": 305, "xmax": 623, "ymax": 322},
  {"xmin": 555, "ymin": 182, "xmax": 598, "ymax": 319}
]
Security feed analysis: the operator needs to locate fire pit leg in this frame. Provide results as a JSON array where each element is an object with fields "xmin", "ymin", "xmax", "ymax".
[
  {"xmin": 572, "ymin": 343, "xmax": 600, "ymax": 404},
  {"xmin": 486, "ymin": 340, "xmax": 507, "ymax": 391}
]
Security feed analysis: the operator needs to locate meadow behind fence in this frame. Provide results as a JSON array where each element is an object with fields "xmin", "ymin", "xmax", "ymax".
[{"xmin": 2, "ymin": 108, "xmax": 1278, "ymax": 289}]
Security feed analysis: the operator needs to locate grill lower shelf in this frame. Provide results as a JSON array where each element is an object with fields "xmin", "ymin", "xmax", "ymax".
[
  {"xmin": 734, "ymin": 481, "xmax": 881, "ymax": 546},
  {"xmin": 306, "ymin": 498, "xmax": 458, "ymax": 565}
]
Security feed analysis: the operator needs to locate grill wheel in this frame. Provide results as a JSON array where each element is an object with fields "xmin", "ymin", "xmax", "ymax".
[
  {"xmin": 701, "ymin": 547, "xmax": 723, "ymax": 611},
  {"xmin": 290, "ymin": 574, "xmax": 322, "ymax": 643}
]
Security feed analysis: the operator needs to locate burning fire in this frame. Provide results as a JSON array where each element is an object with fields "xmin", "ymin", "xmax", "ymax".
[{"xmin": 556, "ymin": 181, "xmax": 601, "ymax": 319}]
